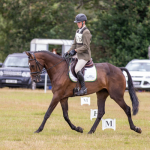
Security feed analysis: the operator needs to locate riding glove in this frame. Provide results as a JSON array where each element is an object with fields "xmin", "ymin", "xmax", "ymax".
[
  {"xmin": 63, "ymin": 52, "xmax": 68, "ymax": 58},
  {"xmin": 69, "ymin": 50, "xmax": 77, "ymax": 56}
]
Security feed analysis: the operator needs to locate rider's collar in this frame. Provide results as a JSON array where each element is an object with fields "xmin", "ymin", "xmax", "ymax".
[{"xmin": 78, "ymin": 25, "xmax": 86, "ymax": 33}]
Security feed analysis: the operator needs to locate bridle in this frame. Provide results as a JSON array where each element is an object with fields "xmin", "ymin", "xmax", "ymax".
[
  {"xmin": 29, "ymin": 53, "xmax": 44, "ymax": 81},
  {"xmin": 28, "ymin": 52, "xmax": 66, "ymax": 81}
]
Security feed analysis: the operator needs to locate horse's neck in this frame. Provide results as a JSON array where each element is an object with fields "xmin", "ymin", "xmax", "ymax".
[{"xmin": 41, "ymin": 53, "xmax": 66, "ymax": 81}]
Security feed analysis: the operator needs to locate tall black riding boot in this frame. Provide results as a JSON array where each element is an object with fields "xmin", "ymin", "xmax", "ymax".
[{"xmin": 76, "ymin": 71, "xmax": 87, "ymax": 96}]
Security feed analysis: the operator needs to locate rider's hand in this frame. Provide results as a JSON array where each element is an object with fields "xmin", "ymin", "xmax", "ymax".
[
  {"xmin": 69, "ymin": 50, "xmax": 77, "ymax": 56},
  {"xmin": 63, "ymin": 52, "xmax": 68, "ymax": 58}
]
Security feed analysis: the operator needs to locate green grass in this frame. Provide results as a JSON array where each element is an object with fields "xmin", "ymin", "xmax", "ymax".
[{"xmin": 0, "ymin": 88, "xmax": 150, "ymax": 150}]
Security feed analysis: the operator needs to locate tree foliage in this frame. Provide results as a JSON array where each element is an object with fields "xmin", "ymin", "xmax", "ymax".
[
  {"xmin": 0, "ymin": 0, "xmax": 150, "ymax": 66},
  {"xmin": 0, "ymin": 0, "xmax": 76, "ymax": 61},
  {"xmin": 90, "ymin": 0, "xmax": 150, "ymax": 66}
]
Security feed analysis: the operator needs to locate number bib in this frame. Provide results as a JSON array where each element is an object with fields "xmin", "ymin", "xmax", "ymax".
[{"xmin": 75, "ymin": 32, "xmax": 83, "ymax": 44}]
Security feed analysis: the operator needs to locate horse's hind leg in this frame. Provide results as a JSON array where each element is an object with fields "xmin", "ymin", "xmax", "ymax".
[
  {"xmin": 60, "ymin": 98, "xmax": 83, "ymax": 133},
  {"xmin": 88, "ymin": 89, "xmax": 109, "ymax": 134},
  {"xmin": 110, "ymin": 93, "xmax": 142, "ymax": 134}
]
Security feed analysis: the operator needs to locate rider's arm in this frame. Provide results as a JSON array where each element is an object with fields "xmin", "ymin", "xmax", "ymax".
[
  {"xmin": 76, "ymin": 31, "xmax": 91, "ymax": 53},
  {"xmin": 67, "ymin": 37, "xmax": 76, "ymax": 53}
]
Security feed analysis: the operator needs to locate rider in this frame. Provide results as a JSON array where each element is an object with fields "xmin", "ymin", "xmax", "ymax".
[{"xmin": 64, "ymin": 13, "xmax": 92, "ymax": 96}]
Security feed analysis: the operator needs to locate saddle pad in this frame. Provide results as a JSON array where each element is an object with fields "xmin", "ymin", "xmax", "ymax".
[{"xmin": 69, "ymin": 65, "xmax": 97, "ymax": 82}]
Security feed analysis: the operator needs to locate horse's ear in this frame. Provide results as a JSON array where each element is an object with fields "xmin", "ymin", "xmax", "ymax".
[{"xmin": 25, "ymin": 51, "xmax": 33, "ymax": 58}]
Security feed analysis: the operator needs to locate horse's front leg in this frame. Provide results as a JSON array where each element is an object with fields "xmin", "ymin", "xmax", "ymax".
[
  {"xmin": 34, "ymin": 95, "xmax": 59, "ymax": 133},
  {"xmin": 60, "ymin": 98, "xmax": 83, "ymax": 133}
]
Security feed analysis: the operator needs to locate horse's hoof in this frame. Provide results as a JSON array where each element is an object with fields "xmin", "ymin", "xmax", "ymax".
[
  {"xmin": 88, "ymin": 131, "xmax": 94, "ymax": 134},
  {"xmin": 77, "ymin": 126, "xmax": 84, "ymax": 133},
  {"xmin": 88, "ymin": 131, "xmax": 92, "ymax": 134},
  {"xmin": 34, "ymin": 128, "xmax": 42, "ymax": 133},
  {"xmin": 137, "ymin": 128, "xmax": 142, "ymax": 134},
  {"xmin": 34, "ymin": 130, "xmax": 40, "ymax": 133},
  {"xmin": 135, "ymin": 127, "xmax": 142, "ymax": 134}
]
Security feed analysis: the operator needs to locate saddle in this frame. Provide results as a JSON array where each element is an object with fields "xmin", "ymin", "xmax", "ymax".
[{"xmin": 70, "ymin": 58, "xmax": 94, "ymax": 78}]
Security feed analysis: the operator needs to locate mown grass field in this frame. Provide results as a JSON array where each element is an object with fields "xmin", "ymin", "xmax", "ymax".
[{"xmin": 0, "ymin": 88, "xmax": 150, "ymax": 150}]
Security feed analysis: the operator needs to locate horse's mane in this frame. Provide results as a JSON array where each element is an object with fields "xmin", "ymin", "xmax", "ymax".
[
  {"xmin": 34, "ymin": 51, "xmax": 63, "ymax": 59},
  {"xmin": 33, "ymin": 51, "xmax": 70, "ymax": 68}
]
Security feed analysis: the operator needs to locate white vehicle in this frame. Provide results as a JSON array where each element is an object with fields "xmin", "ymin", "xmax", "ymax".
[{"xmin": 123, "ymin": 59, "xmax": 150, "ymax": 90}]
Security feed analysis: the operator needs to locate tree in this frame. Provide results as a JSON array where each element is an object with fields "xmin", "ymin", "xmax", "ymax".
[
  {"xmin": 90, "ymin": 0, "xmax": 150, "ymax": 66},
  {"xmin": 0, "ymin": 0, "xmax": 76, "ymax": 61},
  {"xmin": 1, "ymin": 0, "xmax": 150, "ymax": 66}
]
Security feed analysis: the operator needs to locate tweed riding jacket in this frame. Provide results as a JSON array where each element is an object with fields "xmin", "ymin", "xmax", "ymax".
[{"xmin": 68, "ymin": 27, "xmax": 92, "ymax": 61}]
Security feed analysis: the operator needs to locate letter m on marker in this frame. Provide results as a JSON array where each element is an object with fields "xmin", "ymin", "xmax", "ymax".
[{"xmin": 106, "ymin": 121, "xmax": 112, "ymax": 127}]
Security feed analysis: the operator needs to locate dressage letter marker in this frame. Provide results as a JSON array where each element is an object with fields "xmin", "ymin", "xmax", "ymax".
[
  {"xmin": 102, "ymin": 119, "xmax": 116, "ymax": 131},
  {"xmin": 81, "ymin": 97, "xmax": 90, "ymax": 105},
  {"xmin": 90, "ymin": 109, "xmax": 98, "ymax": 120}
]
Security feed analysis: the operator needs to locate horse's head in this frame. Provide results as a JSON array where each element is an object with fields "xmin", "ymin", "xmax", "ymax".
[{"xmin": 25, "ymin": 51, "xmax": 44, "ymax": 83}]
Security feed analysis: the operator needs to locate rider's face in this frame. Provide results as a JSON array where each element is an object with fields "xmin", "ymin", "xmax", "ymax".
[{"xmin": 77, "ymin": 21, "xmax": 85, "ymax": 28}]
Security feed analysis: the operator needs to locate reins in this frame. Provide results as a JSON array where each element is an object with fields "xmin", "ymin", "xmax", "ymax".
[
  {"xmin": 28, "ymin": 52, "xmax": 71, "ymax": 79},
  {"xmin": 46, "ymin": 59, "xmax": 65, "ymax": 71}
]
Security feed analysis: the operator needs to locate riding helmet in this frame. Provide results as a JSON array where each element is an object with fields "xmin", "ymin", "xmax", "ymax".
[{"xmin": 74, "ymin": 14, "xmax": 87, "ymax": 23}]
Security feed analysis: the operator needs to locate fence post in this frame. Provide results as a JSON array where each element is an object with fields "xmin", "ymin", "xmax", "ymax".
[{"xmin": 44, "ymin": 73, "xmax": 47, "ymax": 93}]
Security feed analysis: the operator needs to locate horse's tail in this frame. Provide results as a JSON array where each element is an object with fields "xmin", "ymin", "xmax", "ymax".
[{"xmin": 120, "ymin": 67, "xmax": 139, "ymax": 115}]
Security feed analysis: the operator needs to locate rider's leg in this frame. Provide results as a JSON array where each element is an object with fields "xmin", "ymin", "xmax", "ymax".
[
  {"xmin": 75, "ymin": 59, "xmax": 88, "ymax": 96},
  {"xmin": 75, "ymin": 59, "xmax": 88, "ymax": 73}
]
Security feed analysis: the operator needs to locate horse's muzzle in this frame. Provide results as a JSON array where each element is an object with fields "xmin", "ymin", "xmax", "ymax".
[{"xmin": 32, "ymin": 75, "xmax": 41, "ymax": 83}]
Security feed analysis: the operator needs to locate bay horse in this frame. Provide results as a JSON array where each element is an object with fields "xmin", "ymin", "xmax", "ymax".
[{"xmin": 25, "ymin": 51, "xmax": 142, "ymax": 134}]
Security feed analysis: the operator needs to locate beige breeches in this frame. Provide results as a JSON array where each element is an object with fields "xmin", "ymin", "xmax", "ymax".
[{"xmin": 72, "ymin": 54, "xmax": 88, "ymax": 74}]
